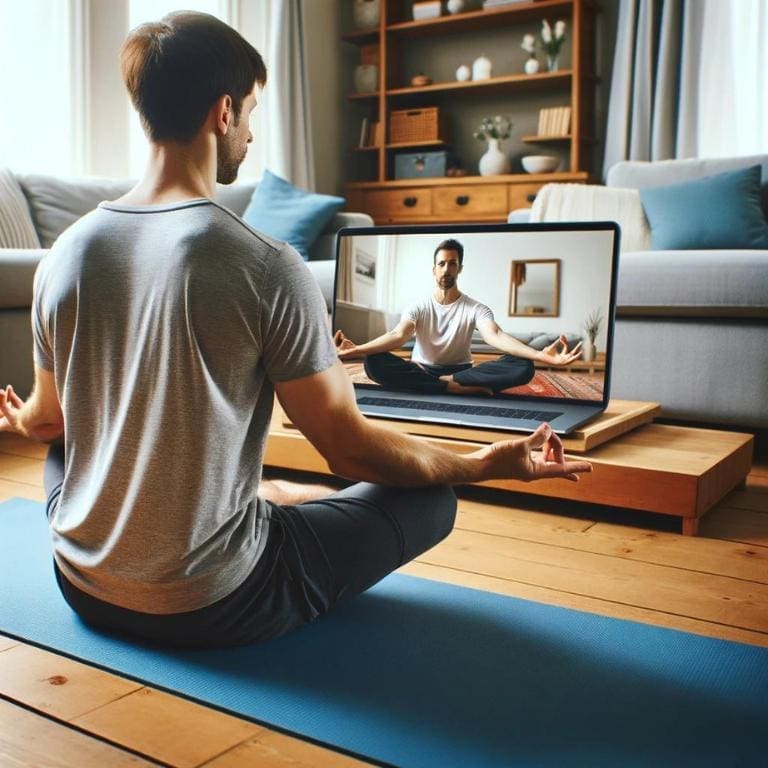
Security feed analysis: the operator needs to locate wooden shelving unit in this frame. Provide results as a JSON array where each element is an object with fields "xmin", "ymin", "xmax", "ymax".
[{"xmin": 342, "ymin": 0, "xmax": 597, "ymax": 224}]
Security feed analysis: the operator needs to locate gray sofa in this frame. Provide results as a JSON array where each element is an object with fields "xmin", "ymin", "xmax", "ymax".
[
  {"xmin": 511, "ymin": 155, "xmax": 768, "ymax": 429},
  {"xmin": 0, "ymin": 174, "xmax": 372, "ymax": 397}
]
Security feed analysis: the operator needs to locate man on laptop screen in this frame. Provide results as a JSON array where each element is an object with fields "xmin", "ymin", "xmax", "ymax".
[{"xmin": 334, "ymin": 237, "xmax": 582, "ymax": 397}]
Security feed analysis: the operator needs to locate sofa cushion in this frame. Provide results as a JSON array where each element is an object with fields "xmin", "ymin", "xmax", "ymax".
[
  {"xmin": 0, "ymin": 169, "xmax": 41, "ymax": 248},
  {"xmin": 606, "ymin": 154, "xmax": 768, "ymax": 217},
  {"xmin": 639, "ymin": 166, "xmax": 768, "ymax": 250},
  {"xmin": 17, "ymin": 175, "xmax": 134, "ymax": 248},
  {"xmin": 0, "ymin": 250, "xmax": 47, "ymax": 308},
  {"xmin": 242, "ymin": 170, "xmax": 345, "ymax": 260},
  {"xmin": 616, "ymin": 250, "xmax": 768, "ymax": 315}
]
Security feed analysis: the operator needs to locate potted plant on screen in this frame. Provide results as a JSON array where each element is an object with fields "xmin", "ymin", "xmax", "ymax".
[
  {"xmin": 473, "ymin": 115, "xmax": 513, "ymax": 176},
  {"xmin": 582, "ymin": 309, "xmax": 603, "ymax": 362}
]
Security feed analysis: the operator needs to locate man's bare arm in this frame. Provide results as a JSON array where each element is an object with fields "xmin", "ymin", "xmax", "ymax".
[
  {"xmin": 0, "ymin": 367, "xmax": 64, "ymax": 442},
  {"xmin": 334, "ymin": 318, "xmax": 416, "ymax": 360},
  {"xmin": 478, "ymin": 321, "xmax": 583, "ymax": 366},
  {"xmin": 274, "ymin": 362, "xmax": 592, "ymax": 486}
]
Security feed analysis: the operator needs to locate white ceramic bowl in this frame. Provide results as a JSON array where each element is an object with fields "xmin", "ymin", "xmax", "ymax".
[{"xmin": 521, "ymin": 155, "xmax": 560, "ymax": 174}]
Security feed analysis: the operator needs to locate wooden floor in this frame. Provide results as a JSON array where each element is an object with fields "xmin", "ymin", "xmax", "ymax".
[{"xmin": 1, "ymin": 429, "xmax": 766, "ymax": 767}]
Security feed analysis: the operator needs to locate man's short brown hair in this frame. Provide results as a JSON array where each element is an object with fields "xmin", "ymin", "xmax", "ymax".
[{"xmin": 121, "ymin": 11, "xmax": 267, "ymax": 143}]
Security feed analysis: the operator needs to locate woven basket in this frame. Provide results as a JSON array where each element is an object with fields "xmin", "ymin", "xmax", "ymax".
[{"xmin": 390, "ymin": 107, "xmax": 443, "ymax": 144}]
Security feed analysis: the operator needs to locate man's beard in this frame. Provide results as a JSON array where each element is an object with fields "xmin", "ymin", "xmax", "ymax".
[
  {"xmin": 216, "ymin": 133, "xmax": 245, "ymax": 185},
  {"xmin": 439, "ymin": 276, "xmax": 455, "ymax": 288}
]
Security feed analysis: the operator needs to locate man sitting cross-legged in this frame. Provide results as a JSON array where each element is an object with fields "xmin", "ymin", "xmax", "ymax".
[{"xmin": 335, "ymin": 238, "xmax": 582, "ymax": 397}]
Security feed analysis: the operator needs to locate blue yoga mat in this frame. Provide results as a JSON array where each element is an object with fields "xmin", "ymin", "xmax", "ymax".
[{"xmin": 1, "ymin": 497, "xmax": 767, "ymax": 767}]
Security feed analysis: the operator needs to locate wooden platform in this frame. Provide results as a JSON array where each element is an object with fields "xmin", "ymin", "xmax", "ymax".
[{"xmin": 269, "ymin": 400, "xmax": 753, "ymax": 536}]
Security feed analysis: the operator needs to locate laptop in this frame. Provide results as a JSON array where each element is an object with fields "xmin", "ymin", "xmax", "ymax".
[{"xmin": 332, "ymin": 222, "xmax": 620, "ymax": 435}]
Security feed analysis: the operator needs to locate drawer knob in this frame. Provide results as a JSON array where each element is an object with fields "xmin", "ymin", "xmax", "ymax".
[
  {"xmin": 526, "ymin": 193, "xmax": 537, "ymax": 203},
  {"xmin": 403, "ymin": 196, "xmax": 418, "ymax": 208},
  {"xmin": 456, "ymin": 195, "xmax": 470, "ymax": 206}
]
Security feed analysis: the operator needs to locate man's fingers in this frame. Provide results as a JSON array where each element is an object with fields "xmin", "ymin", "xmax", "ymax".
[
  {"xmin": 6, "ymin": 385, "xmax": 23, "ymax": 408},
  {"xmin": 537, "ymin": 459, "xmax": 593, "ymax": 480},
  {"xmin": 525, "ymin": 422, "xmax": 552, "ymax": 450}
]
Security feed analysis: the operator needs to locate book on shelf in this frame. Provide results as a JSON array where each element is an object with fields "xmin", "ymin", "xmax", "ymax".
[
  {"xmin": 537, "ymin": 106, "xmax": 571, "ymax": 137},
  {"xmin": 483, "ymin": 0, "xmax": 527, "ymax": 8},
  {"xmin": 412, "ymin": 1, "xmax": 441, "ymax": 20},
  {"xmin": 369, "ymin": 121, "xmax": 383, "ymax": 147},
  {"xmin": 359, "ymin": 117, "xmax": 369, "ymax": 148}
]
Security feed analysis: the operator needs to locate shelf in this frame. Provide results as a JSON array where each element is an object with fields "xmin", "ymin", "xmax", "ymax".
[
  {"xmin": 387, "ymin": 70, "xmax": 571, "ymax": 100},
  {"xmin": 346, "ymin": 171, "xmax": 589, "ymax": 189},
  {"xmin": 387, "ymin": 0, "xmax": 575, "ymax": 38},
  {"xmin": 341, "ymin": 29, "xmax": 379, "ymax": 45},
  {"xmin": 386, "ymin": 140, "xmax": 447, "ymax": 150}
]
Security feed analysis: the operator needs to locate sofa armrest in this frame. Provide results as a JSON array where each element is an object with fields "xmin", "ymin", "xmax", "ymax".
[
  {"xmin": 0, "ymin": 249, "xmax": 47, "ymax": 308},
  {"xmin": 507, "ymin": 209, "xmax": 532, "ymax": 224},
  {"xmin": 308, "ymin": 211, "xmax": 374, "ymax": 263}
]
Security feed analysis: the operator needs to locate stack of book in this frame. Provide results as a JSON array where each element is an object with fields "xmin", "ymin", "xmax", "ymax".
[
  {"xmin": 412, "ymin": 1, "xmax": 441, "ymax": 20},
  {"xmin": 537, "ymin": 106, "xmax": 572, "ymax": 136},
  {"xmin": 358, "ymin": 118, "xmax": 383, "ymax": 148},
  {"xmin": 482, "ymin": 0, "xmax": 526, "ymax": 8}
]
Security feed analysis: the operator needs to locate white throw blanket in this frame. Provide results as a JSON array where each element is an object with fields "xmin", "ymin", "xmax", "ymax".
[{"xmin": 530, "ymin": 183, "xmax": 651, "ymax": 253}]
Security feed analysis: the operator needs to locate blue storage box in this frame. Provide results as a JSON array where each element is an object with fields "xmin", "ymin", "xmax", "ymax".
[{"xmin": 394, "ymin": 150, "xmax": 451, "ymax": 180}]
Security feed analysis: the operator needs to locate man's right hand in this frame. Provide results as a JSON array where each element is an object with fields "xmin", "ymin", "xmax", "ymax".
[{"xmin": 333, "ymin": 330, "xmax": 359, "ymax": 360}]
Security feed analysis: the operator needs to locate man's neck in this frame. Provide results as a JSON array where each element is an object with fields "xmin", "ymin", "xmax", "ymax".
[
  {"xmin": 433, "ymin": 287, "xmax": 461, "ymax": 305},
  {"xmin": 116, "ymin": 134, "xmax": 217, "ymax": 206}
]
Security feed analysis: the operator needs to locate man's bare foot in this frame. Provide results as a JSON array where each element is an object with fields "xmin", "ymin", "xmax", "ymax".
[
  {"xmin": 441, "ymin": 376, "xmax": 493, "ymax": 397},
  {"xmin": 258, "ymin": 478, "xmax": 337, "ymax": 505}
]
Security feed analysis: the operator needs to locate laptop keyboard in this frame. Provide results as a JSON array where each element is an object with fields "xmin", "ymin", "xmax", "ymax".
[{"xmin": 358, "ymin": 396, "xmax": 562, "ymax": 422}]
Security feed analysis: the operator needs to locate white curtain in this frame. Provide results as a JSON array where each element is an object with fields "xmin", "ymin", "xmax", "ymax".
[
  {"xmin": 0, "ymin": 0, "xmax": 86, "ymax": 175},
  {"xmin": 603, "ymin": 0, "xmax": 768, "ymax": 175},
  {"xmin": 238, "ymin": 0, "xmax": 315, "ymax": 188}
]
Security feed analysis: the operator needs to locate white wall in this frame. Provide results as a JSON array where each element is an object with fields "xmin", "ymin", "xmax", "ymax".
[{"xmin": 349, "ymin": 230, "xmax": 614, "ymax": 352}]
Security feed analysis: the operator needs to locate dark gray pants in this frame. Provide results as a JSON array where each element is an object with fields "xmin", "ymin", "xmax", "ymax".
[
  {"xmin": 44, "ymin": 444, "xmax": 456, "ymax": 648},
  {"xmin": 364, "ymin": 352, "xmax": 536, "ymax": 394}
]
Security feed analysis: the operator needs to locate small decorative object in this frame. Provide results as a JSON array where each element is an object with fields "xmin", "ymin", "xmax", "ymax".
[
  {"xmin": 354, "ymin": 64, "xmax": 378, "ymax": 94},
  {"xmin": 540, "ymin": 19, "xmax": 567, "ymax": 71},
  {"xmin": 352, "ymin": 0, "xmax": 380, "ymax": 30},
  {"xmin": 521, "ymin": 33, "xmax": 540, "ymax": 74},
  {"xmin": 521, "ymin": 154, "xmax": 560, "ymax": 173},
  {"xmin": 582, "ymin": 308, "xmax": 603, "ymax": 362},
  {"xmin": 410, "ymin": 73, "xmax": 433, "ymax": 87},
  {"xmin": 412, "ymin": 0, "xmax": 441, "ymax": 20},
  {"xmin": 455, "ymin": 64, "xmax": 471, "ymax": 82},
  {"xmin": 472, "ymin": 54, "xmax": 492, "ymax": 81},
  {"xmin": 446, "ymin": 0, "xmax": 465, "ymax": 13},
  {"xmin": 473, "ymin": 115, "xmax": 512, "ymax": 176}
]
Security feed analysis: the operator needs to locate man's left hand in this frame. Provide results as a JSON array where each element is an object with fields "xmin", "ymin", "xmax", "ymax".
[
  {"xmin": 0, "ymin": 385, "xmax": 26, "ymax": 435},
  {"xmin": 539, "ymin": 335, "xmax": 583, "ymax": 366}
]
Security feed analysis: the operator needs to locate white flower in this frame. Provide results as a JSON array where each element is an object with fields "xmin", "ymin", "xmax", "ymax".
[
  {"xmin": 521, "ymin": 33, "xmax": 536, "ymax": 53},
  {"xmin": 555, "ymin": 20, "xmax": 566, "ymax": 39},
  {"xmin": 541, "ymin": 20, "xmax": 552, "ymax": 43}
]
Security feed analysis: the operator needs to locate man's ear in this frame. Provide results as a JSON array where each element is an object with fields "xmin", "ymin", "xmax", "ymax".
[{"xmin": 213, "ymin": 94, "xmax": 234, "ymax": 135}]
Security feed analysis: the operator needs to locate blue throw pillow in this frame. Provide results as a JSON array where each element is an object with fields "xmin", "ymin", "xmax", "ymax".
[
  {"xmin": 639, "ymin": 165, "xmax": 768, "ymax": 250},
  {"xmin": 242, "ymin": 170, "xmax": 345, "ymax": 260}
]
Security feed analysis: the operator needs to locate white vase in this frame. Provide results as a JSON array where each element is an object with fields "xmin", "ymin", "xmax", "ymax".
[
  {"xmin": 472, "ymin": 54, "xmax": 492, "ymax": 81},
  {"xmin": 447, "ymin": 0, "xmax": 465, "ymax": 13},
  {"xmin": 455, "ymin": 64, "xmax": 471, "ymax": 82},
  {"xmin": 354, "ymin": 64, "xmax": 378, "ymax": 94},
  {"xmin": 478, "ymin": 138, "xmax": 510, "ymax": 176},
  {"xmin": 583, "ymin": 339, "xmax": 597, "ymax": 362},
  {"xmin": 524, "ymin": 55, "xmax": 540, "ymax": 75},
  {"xmin": 353, "ymin": 0, "xmax": 380, "ymax": 30}
]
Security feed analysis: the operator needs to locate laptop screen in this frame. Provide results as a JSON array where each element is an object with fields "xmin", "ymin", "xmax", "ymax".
[{"xmin": 333, "ymin": 223, "xmax": 619, "ymax": 407}]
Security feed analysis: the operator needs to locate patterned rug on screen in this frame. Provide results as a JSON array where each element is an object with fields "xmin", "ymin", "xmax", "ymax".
[{"xmin": 342, "ymin": 363, "xmax": 604, "ymax": 400}]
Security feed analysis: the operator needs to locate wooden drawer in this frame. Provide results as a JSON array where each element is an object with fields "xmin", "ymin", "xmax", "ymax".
[
  {"xmin": 508, "ymin": 182, "xmax": 544, "ymax": 211},
  {"xmin": 364, "ymin": 188, "xmax": 432, "ymax": 221},
  {"xmin": 432, "ymin": 184, "xmax": 508, "ymax": 218}
]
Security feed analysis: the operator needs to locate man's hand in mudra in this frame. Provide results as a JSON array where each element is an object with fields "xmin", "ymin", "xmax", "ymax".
[
  {"xmin": 538, "ymin": 335, "xmax": 583, "ymax": 366},
  {"xmin": 333, "ymin": 330, "xmax": 360, "ymax": 360}
]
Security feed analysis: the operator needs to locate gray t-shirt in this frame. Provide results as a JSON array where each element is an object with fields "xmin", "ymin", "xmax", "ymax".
[{"xmin": 33, "ymin": 199, "xmax": 337, "ymax": 614}]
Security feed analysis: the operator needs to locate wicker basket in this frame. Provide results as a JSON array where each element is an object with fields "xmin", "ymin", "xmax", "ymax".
[{"xmin": 390, "ymin": 107, "xmax": 447, "ymax": 144}]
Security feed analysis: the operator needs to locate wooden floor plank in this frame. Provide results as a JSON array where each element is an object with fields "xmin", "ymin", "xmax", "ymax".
[
  {"xmin": 720, "ymin": 489, "xmax": 768, "ymax": 513},
  {"xmin": 455, "ymin": 498, "xmax": 768, "ymax": 583},
  {"xmin": 0, "ymin": 698, "xmax": 160, "ymax": 768},
  {"xmin": 72, "ymin": 688, "xmax": 262, "ymax": 768},
  {"xmin": 201, "ymin": 731, "xmax": 370, "ymax": 768},
  {"xmin": 700, "ymin": 506, "xmax": 768, "ymax": 547},
  {"xmin": 0, "ymin": 644, "xmax": 143, "ymax": 722},
  {"xmin": 0, "ymin": 433, "xmax": 48, "ymax": 460},
  {"xmin": 0, "ymin": 478, "xmax": 47, "ymax": 503},
  {"xmin": 418, "ymin": 528, "xmax": 768, "ymax": 633},
  {"xmin": 0, "ymin": 454, "xmax": 45, "ymax": 486},
  {"xmin": 398, "ymin": 560, "xmax": 768, "ymax": 648}
]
